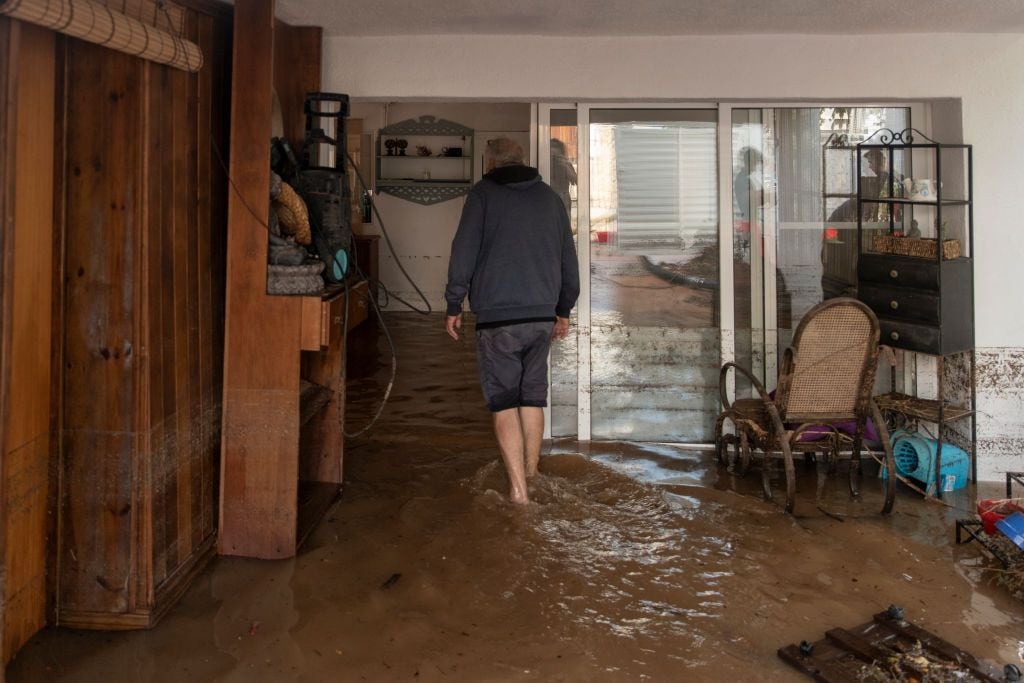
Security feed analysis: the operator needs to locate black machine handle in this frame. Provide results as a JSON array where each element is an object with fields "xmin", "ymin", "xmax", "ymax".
[{"xmin": 305, "ymin": 92, "xmax": 350, "ymax": 118}]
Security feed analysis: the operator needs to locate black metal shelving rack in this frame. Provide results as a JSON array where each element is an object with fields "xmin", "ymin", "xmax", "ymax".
[{"xmin": 856, "ymin": 128, "xmax": 976, "ymax": 499}]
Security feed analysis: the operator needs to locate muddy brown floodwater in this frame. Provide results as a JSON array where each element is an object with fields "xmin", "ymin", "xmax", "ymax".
[{"xmin": 9, "ymin": 313, "xmax": 1024, "ymax": 682}]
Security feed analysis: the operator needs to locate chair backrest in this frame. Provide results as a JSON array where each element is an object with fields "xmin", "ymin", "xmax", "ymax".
[{"xmin": 777, "ymin": 298, "xmax": 880, "ymax": 423}]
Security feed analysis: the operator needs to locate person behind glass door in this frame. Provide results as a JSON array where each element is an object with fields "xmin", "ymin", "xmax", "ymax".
[
  {"xmin": 549, "ymin": 138, "xmax": 577, "ymax": 222},
  {"xmin": 861, "ymin": 148, "xmax": 907, "ymax": 224},
  {"xmin": 733, "ymin": 146, "xmax": 765, "ymax": 259}
]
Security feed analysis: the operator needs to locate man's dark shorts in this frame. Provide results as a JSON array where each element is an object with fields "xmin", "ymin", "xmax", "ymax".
[{"xmin": 475, "ymin": 321, "xmax": 554, "ymax": 413}]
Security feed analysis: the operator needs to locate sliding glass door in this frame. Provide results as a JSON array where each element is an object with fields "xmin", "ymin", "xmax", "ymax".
[
  {"xmin": 730, "ymin": 106, "xmax": 910, "ymax": 397},
  {"xmin": 587, "ymin": 108, "xmax": 719, "ymax": 441},
  {"xmin": 540, "ymin": 103, "xmax": 913, "ymax": 440}
]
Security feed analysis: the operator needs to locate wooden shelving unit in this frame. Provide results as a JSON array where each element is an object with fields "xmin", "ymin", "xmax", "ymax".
[{"xmin": 219, "ymin": 1, "xmax": 369, "ymax": 559}]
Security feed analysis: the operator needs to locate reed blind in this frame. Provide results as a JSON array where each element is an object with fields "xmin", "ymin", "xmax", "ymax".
[{"xmin": 0, "ymin": 0, "xmax": 203, "ymax": 72}]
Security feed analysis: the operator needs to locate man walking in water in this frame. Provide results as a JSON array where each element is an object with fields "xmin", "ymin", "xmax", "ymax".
[{"xmin": 445, "ymin": 138, "xmax": 580, "ymax": 504}]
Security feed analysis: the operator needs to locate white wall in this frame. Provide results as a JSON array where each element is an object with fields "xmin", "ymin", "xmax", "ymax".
[
  {"xmin": 327, "ymin": 33, "xmax": 1024, "ymax": 477},
  {"xmin": 349, "ymin": 101, "xmax": 530, "ymax": 312}
]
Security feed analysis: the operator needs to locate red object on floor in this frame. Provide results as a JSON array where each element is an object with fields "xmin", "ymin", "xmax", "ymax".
[
  {"xmin": 593, "ymin": 230, "xmax": 609, "ymax": 243},
  {"xmin": 977, "ymin": 499, "xmax": 1024, "ymax": 535}
]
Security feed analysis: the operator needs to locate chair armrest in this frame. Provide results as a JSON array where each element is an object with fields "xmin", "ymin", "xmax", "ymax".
[{"xmin": 719, "ymin": 362, "xmax": 772, "ymax": 411}]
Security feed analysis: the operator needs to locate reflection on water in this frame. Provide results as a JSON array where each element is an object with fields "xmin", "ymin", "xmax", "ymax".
[{"xmin": 7, "ymin": 312, "xmax": 1023, "ymax": 682}]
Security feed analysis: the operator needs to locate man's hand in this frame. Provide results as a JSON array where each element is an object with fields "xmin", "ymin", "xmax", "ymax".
[
  {"xmin": 446, "ymin": 314, "xmax": 463, "ymax": 341},
  {"xmin": 552, "ymin": 316, "xmax": 570, "ymax": 341}
]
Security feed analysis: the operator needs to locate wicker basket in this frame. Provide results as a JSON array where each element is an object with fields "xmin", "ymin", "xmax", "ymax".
[{"xmin": 871, "ymin": 234, "xmax": 962, "ymax": 260}]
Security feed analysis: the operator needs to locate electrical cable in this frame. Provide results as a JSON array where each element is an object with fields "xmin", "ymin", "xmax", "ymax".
[
  {"xmin": 344, "ymin": 148, "xmax": 432, "ymax": 315},
  {"xmin": 340, "ymin": 236, "xmax": 399, "ymax": 438}
]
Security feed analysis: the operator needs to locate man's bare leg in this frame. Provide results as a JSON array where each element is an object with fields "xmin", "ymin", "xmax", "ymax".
[
  {"xmin": 519, "ymin": 406, "xmax": 544, "ymax": 478},
  {"xmin": 493, "ymin": 408, "xmax": 528, "ymax": 504}
]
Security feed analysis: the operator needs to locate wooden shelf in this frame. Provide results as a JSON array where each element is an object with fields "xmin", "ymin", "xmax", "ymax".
[
  {"xmin": 875, "ymin": 391, "xmax": 973, "ymax": 422},
  {"xmin": 300, "ymin": 380, "xmax": 333, "ymax": 426}
]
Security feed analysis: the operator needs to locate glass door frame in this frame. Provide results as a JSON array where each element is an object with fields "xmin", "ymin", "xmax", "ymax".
[
  {"xmin": 540, "ymin": 102, "xmax": 725, "ymax": 442},
  {"xmin": 536, "ymin": 101, "xmax": 929, "ymax": 442}
]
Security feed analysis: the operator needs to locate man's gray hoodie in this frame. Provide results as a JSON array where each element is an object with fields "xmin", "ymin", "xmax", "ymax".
[{"xmin": 445, "ymin": 165, "xmax": 580, "ymax": 326}]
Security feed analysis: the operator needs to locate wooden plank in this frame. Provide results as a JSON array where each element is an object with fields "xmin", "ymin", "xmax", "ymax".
[
  {"xmin": 4, "ymin": 437, "xmax": 50, "ymax": 659},
  {"xmin": 59, "ymin": 431, "xmax": 135, "ymax": 614},
  {"xmin": 300, "ymin": 295, "xmax": 322, "ymax": 351},
  {"xmin": 60, "ymin": 40, "xmax": 143, "ymax": 617},
  {"xmin": 59, "ymin": 530, "xmax": 215, "ymax": 631},
  {"xmin": 135, "ymin": 58, "xmax": 156, "ymax": 611},
  {"xmin": 145, "ymin": 60, "xmax": 169, "ymax": 591},
  {"xmin": 272, "ymin": 22, "xmax": 322, "ymax": 151},
  {"xmin": 4, "ymin": 19, "xmax": 56, "ymax": 662},
  {"xmin": 220, "ymin": 0, "xmax": 305, "ymax": 559},
  {"xmin": 7, "ymin": 21, "xmax": 55, "ymax": 450},
  {"xmin": 0, "ymin": 14, "xmax": 16, "ymax": 664},
  {"xmin": 298, "ymin": 338, "xmax": 343, "ymax": 483},
  {"xmin": 195, "ymin": 11, "xmax": 216, "ymax": 543},
  {"xmin": 46, "ymin": 31, "xmax": 69, "ymax": 629},
  {"xmin": 184, "ymin": 8, "xmax": 204, "ymax": 557},
  {"xmin": 158, "ymin": 60, "xmax": 179, "ymax": 586},
  {"xmin": 220, "ymin": 389, "xmax": 299, "ymax": 557},
  {"xmin": 825, "ymin": 628, "xmax": 889, "ymax": 665},
  {"xmin": 170, "ymin": 37, "xmax": 195, "ymax": 570}
]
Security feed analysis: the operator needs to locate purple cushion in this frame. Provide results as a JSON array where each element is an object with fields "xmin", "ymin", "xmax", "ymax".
[{"xmin": 790, "ymin": 419, "xmax": 879, "ymax": 442}]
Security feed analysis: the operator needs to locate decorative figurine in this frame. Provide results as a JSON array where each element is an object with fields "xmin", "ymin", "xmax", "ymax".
[{"xmin": 384, "ymin": 139, "xmax": 396, "ymax": 156}]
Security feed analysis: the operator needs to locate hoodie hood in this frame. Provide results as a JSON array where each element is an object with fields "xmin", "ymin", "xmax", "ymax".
[{"xmin": 484, "ymin": 164, "xmax": 541, "ymax": 188}]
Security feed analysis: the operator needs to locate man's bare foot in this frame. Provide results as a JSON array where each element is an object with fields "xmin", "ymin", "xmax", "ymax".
[{"xmin": 509, "ymin": 491, "xmax": 529, "ymax": 505}]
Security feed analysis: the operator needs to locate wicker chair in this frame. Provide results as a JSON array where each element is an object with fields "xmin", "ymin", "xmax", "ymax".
[{"xmin": 714, "ymin": 298, "xmax": 897, "ymax": 514}]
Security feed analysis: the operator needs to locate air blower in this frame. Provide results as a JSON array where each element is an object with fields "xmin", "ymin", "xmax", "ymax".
[
  {"xmin": 881, "ymin": 428, "xmax": 969, "ymax": 494},
  {"xmin": 298, "ymin": 92, "xmax": 351, "ymax": 283}
]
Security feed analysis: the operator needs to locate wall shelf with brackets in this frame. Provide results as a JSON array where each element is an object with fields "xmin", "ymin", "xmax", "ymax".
[{"xmin": 376, "ymin": 115, "xmax": 474, "ymax": 205}]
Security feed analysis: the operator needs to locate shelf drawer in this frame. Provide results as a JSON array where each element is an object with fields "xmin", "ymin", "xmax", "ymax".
[
  {"xmin": 859, "ymin": 253, "xmax": 939, "ymax": 291},
  {"xmin": 859, "ymin": 283, "xmax": 940, "ymax": 325},
  {"xmin": 878, "ymin": 317, "xmax": 941, "ymax": 355},
  {"xmin": 322, "ymin": 280, "xmax": 370, "ymax": 347}
]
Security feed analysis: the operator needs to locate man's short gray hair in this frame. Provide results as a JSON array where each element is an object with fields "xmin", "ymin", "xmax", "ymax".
[{"xmin": 486, "ymin": 137, "xmax": 524, "ymax": 168}]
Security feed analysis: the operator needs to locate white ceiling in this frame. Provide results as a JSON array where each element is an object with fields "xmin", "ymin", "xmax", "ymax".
[{"xmin": 276, "ymin": 0, "xmax": 1024, "ymax": 36}]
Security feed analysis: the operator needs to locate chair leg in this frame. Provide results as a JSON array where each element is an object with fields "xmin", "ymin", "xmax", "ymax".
[
  {"xmin": 872, "ymin": 401, "xmax": 897, "ymax": 514},
  {"xmin": 763, "ymin": 403, "xmax": 797, "ymax": 514},
  {"xmin": 803, "ymin": 451, "xmax": 816, "ymax": 469},
  {"xmin": 737, "ymin": 430, "xmax": 751, "ymax": 476},
  {"xmin": 781, "ymin": 434, "xmax": 797, "ymax": 514},
  {"xmin": 761, "ymin": 449, "xmax": 773, "ymax": 501},
  {"xmin": 714, "ymin": 414, "xmax": 727, "ymax": 465},
  {"xmin": 849, "ymin": 424, "xmax": 864, "ymax": 497}
]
